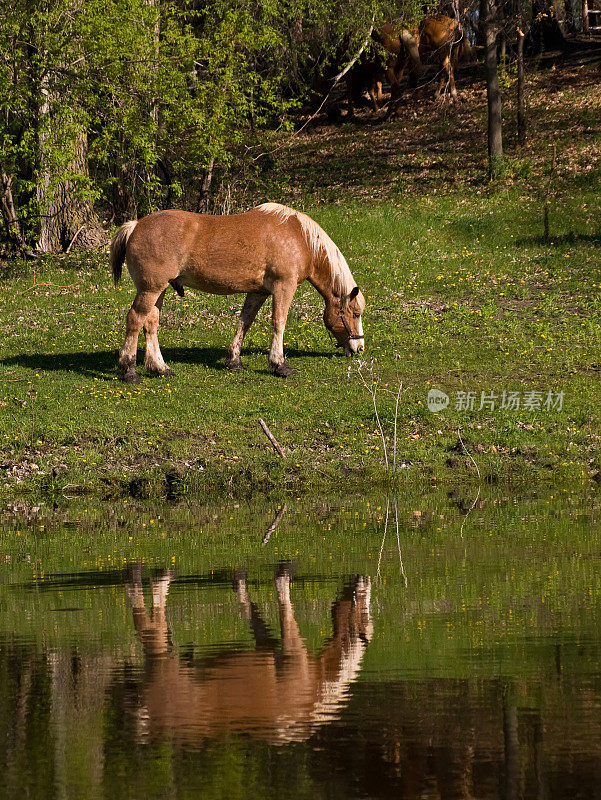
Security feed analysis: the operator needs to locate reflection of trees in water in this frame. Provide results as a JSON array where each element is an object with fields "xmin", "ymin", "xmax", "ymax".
[
  {"xmin": 0, "ymin": 644, "xmax": 115, "ymax": 800},
  {"xmin": 310, "ymin": 677, "xmax": 601, "ymax": 799}
]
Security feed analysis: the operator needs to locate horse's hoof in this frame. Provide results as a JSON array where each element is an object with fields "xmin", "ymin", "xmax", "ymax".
[
  {"xmin": 147, "ymin": 365, "xmax": 175, "ymax": 378},
  {"xmin": 273, "ymin": 362, "xmax": 295, "ymax": 378},
  {"xmin": 121, "ymin": 368, "xmax": 141, "ymax": 385},
  {"xmin": 226, "ymin": 360, "xmax": 244, "ymax": 372},
  {"xmin": 233, "ymin": 568, "xmax": 248, "ymax": 589}
]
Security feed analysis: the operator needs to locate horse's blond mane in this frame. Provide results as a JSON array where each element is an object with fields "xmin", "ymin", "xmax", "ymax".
[{"xmin": 257, "ymin": 203, "xmax": 355, "ymax": 297}]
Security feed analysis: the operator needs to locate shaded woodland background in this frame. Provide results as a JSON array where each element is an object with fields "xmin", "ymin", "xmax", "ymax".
[{"xmin": 0, "ymin": 0, "xmax": 598, "ymax": 255}]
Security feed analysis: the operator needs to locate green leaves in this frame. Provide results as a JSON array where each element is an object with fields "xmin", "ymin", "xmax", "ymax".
[{"xmin": 0, "ymin": 0, "xmax": 418, "ymax": 247}]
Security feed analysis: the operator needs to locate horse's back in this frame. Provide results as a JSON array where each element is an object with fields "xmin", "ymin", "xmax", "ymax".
[
  {"xmin": 418, "ymin": 14, "xmax": 458, "ymax": 54},
  {"xmin": 124, "ymin": 207, "xmax": 312, "ymax": 295}
]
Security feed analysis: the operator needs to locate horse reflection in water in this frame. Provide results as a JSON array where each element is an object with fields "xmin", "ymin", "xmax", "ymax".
[{"xmin": 125, "ymin": 566, "xmax": 372, "ymax": 745}]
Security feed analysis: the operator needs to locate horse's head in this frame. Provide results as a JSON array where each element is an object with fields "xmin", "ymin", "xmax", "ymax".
[{"xmin": 325, "ymin": 286, "xmax": 365, "ymax": 356}]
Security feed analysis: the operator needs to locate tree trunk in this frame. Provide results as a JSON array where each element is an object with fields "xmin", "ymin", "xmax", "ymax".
[
  {"xmin": 198, "ymin": 157, "xmax": 216, "ymax": 212},
  {"xmin": 503, "ymin": 691, "xmax": 522, "ymax": 800},
  {"xmin": 37, "ymin": 123, "xmax": 105, "ymax": 253},
  {"xmin": 583, "ymin": 0, "xmax": 590, "ymax": 33},
  {"xmin": 483, "ymin": 0, "xmax": 503, "ymax": 177},
  {"xmin": 0, "ymin": 171, "xmax": 35, "ymax": 256},
  {"xmin": 563, "ymin": 0, "xmax": 578, "ymax": 32},
  {"xmin": 498, "ymin": 28, "xmax": 507, "ymax": 64},
  {"xmin": 517, "ymin": 28, "xmax": 526, "ymax": 145},
  {"xmin": 35, "ymin": 18, "xmax": 105, "ymax": 253}
]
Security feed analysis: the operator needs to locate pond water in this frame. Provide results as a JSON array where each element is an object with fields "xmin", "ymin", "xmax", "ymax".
[{"xmin": 1, "ymin": 491, "xmax": 601, "ymax": 799}]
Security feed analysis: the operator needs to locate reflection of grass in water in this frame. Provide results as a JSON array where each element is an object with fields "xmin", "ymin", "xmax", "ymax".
[
  {"xmin": 1, "ymin": 491, "xmax": 601, "ymax": 681},
  {"xmin": 1, "ymin": 495, "xmax": 601, "ymax": 800}
]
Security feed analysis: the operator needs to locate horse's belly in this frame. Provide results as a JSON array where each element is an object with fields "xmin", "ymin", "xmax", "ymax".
[{"xmin": 180, "ymin": 266, "xmax": 266, "ymax": 295}]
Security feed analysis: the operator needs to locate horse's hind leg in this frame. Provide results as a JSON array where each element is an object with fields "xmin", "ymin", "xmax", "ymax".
[
  {"xmin": 226, "ymin": 291, "xmax": 268, "ymax": 371},
  {"xmin": 144, "ymin": 290, "xmax": 174, "ymax": 377},
  {"xmin": 118, "ymin": 289, "xmax": 164, "ymax": 384}
]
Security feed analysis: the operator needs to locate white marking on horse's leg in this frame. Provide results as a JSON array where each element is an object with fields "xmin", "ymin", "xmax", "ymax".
[
  {"xmin": 234, "ymin": 571, "xmax": 252, "ymax": 621},
  {"xmin": 144, "ymin": 290, "xmax": 173, "ymax": 376},
  {"xmin": 269, "ymin": 283, "xmax": 296, "ymax": 376},
  {"xmin": 151, "ymin": 571, "xmax": 172, "ymax": 613},
  {"xmin": 354, "ymin": 576, "xmax": 373, "ymax": 641},
  {"xmin": 227, "ymin": 291, "xmax": 268, "ymax": 368},
  {"xmin": 125, "ymin": 578, "xmax": 146, "ymax": 611},
  {"xmin": 449, "ymin": 66, "xmax": 457, "ymax": 100},
  {"xmin": 118, "ymin": 290, "xmax": 162, "ymax": 383},
  {"xmin": 143, "ymin": 307, "xmax": 166, "ymax": 371},
  {"xmin": 275, "ymin": 571, "xmax": 291, "ymax": 605}
]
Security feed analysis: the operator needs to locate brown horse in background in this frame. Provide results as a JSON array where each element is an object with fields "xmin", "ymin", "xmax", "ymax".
[
  {"xmin": 110, "ymin": 203, "xmax": 365, "ymax": 382},
  {"xmin": 346, "ymin": 23, "xmax": 421, "ymax": 115},
  {"xmin": 125, "ymin": 566, "xmax": 372, "ymax": 745},
  {"xmin": 418, "ymin": 14, "xmax": 473, "ymax": 101},
  {"xmin": 347, "ymin": 15, "xmax": 471, "ymax": 115}
]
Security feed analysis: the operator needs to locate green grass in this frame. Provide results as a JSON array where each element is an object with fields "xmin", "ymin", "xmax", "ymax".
[
  {"xmin": 2, "ymin": 56, "xmax": 601, "ymax": 501},
  {"xmin": 1, "ymin": 182, "xmax": 600, "ymax": 501}
]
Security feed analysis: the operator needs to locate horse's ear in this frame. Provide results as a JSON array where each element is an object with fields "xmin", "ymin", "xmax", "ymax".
[{"xmin": 349, "ymin": 286, "xmax": 359, "ymax": 301}]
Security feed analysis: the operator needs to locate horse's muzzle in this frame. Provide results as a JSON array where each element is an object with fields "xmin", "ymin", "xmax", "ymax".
[{"xmin": 345, "ymin": 339, "xmax": 364, "ymax": 356}]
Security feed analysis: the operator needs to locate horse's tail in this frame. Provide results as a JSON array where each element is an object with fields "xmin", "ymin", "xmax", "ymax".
[
  {"xmin": 110, "ymin": 220, "xmax": 138, "ymax": 286},
  {"xmin": 257, "ymin": 202, "xmax": 356, "ymax": 298}
]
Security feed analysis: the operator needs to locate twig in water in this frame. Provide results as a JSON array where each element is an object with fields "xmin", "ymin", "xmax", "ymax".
[
  {"xmin": 394, "ymin": 501, "xmax": 408, "ymax": 587},
  {"xmin": 457, "ymin": 428, "xmax": 481, "ymax": 480},
  {"xmin": 258, "ymin": 418, "xmax": 285, "ymax": 457},
  {"xmin": 262, "ymin": 504, "xmax": 287, "ymax": 545},
  {"xmin": 376, "ymin": 499, "xmax": 390, "ymax": 581},
  {"xmin": 457, "ymin": 428, "xmax": 482, "ymax": 538},
  {"xmin": 391, "ymin": 383, "xmax": 403, "ymax": 474},
  {"xmin": 376, "ymin": 500, "xmax": 408, "ymax": 586}
]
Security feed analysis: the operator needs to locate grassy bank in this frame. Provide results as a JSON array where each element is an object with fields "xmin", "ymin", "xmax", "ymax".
[
  {"xmin": 1, "ymin": 55, "xmax": 601, "ymax": 502},
  {"xmin": 1, "ymin": 188, "xmax": 600, "ymax": 501}
]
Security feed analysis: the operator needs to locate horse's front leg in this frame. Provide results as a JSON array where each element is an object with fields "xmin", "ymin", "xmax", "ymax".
[
  {"xmin": 269, "ymin": 282, "xmax": 296, "ymax": 377},
  {"xmin": 144, "ymin": 289, "xmax": 174, "ymax": 377},
  {"xmin": 226, "ymin": 291, "xmax": 269, "ymax": 371}
]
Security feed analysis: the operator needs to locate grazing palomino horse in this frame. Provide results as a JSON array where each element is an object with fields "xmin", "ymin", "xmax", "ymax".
[
  {"xmin": 125, "ymin": 566, "xmax": 372, "ymax": 745},
  {"xmin": 418, "ymin": 14, "xmax": 472, "ymax": 101},
  {"xmin": 110, "ymin": 203, "xmax": 365, "ymax": 382}
]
